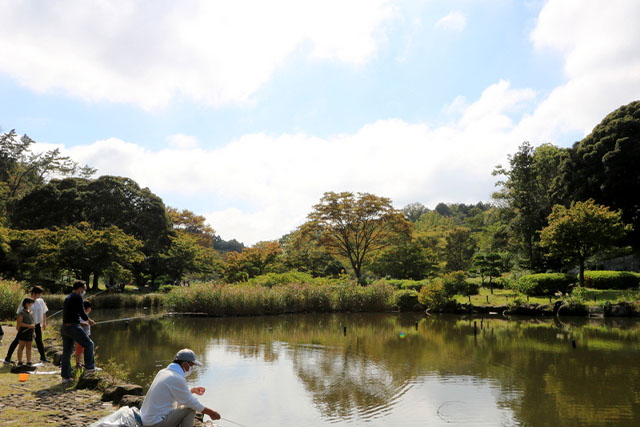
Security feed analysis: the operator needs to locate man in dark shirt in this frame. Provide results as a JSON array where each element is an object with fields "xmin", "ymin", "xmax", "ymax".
[{"xmin": 60, "ymin": 280, "xmax": 96, "ymax": 382}]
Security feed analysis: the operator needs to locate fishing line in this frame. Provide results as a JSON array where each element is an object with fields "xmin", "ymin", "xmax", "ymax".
[{"xmin": 220, "ymin": 417, "xmax": 251, "ymax": 427}]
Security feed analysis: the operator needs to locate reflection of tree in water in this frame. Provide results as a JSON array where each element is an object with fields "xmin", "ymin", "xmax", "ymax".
[
  {"xmin": 93, "ymin": 311, "xmax": 640, "ymax": 425},
  {"xmin": 291, "ymin": 346, "xmax": 407, "ymax": 421}
]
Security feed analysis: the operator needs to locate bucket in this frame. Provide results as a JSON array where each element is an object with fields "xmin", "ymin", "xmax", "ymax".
[{"xmin": 18, "ymin": 373, "xmax": 29, "ymax": 382}]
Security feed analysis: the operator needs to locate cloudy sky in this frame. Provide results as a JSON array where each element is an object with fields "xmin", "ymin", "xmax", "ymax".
[{"xmin": 1, "ymin": 0, "xmax": 639, "ymax": 245}]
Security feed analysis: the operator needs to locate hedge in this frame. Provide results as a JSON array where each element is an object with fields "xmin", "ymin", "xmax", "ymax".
[
  {"xmin": 583, "ymin": 271, "xmax": 640, "ymax": 290},
  {"xmin": 515, "ymin": 273, "xmax": 575, "ymax": 296}
]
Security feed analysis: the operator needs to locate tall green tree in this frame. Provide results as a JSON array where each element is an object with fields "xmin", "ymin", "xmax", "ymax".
[
  {"xmin": 56, "ymin": 223, "xmax": 144, "ymax": 289},
  {"xmin": 442, "ymin": 227, "xmax": 476, "ymax": 272},
  {"xmin": 493, "ymin": 142, "xmax": 568, "ymax": 270},
  {"xmin": 472, "ymin": 252, "xmax": 504, "ymax": 293},
  {"xmin": 10, "ymin": 175, "xmax": 172, "ymax": 285},
  {"xmin": 562, "ymin": 100, "xmax": 640, "ymax": 249},
  {"xmin": 370, "ymin": 238, "xmax": 438, "ymax": 280},
  {"xmin": 307, "ymin": 192, "xmax": 409, "ymax": 282},
  {"xmin": 0, "ymin": 129, "xmax": 94, "ymax": 219},
  {"xmin": 540, "ymin": 200, "xmax": 630, "ymax": 286}
]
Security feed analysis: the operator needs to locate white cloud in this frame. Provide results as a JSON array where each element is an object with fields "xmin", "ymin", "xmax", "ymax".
[
  {"xmin": 167, "ymin": 134, "xmax": 200, "ymax": 149},
  {"xmin": 435, "ymin": 11, "xmax": 467, "ymax": 32},
  {"xmin": 0, "ymin": 0, "xmax": 395, "ymax": 110},
  {"xmin": 521, "ymin": 0, "xmax": 640, "ymax": 140},
  {"xmin": 50, "ymin": 79, "xmax": 532, "ymax": 244}
]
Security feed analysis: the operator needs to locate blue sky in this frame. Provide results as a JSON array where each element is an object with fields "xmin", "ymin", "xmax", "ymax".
[{"xmin": 1, "ymin": 0, "xmax": 639, "ymax": 244}]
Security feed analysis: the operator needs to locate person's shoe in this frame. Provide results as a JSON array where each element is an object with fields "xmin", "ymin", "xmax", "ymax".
[
  {"xmin": 26, "ymin": 362, "xmax": 33, "ymax": 366},
  {"xmin": 39, "ymin": 358, "xmax": 49, "ymax": 364},
  {"xmin": 2, "ymin": 359, "xmax": 13, "ymax": 365},
  {"xmin": 17, "ymin": 361, "xmax": 23, "ymax": 367}
]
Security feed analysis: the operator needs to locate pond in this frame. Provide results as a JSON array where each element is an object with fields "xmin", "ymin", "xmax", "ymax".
[{"xmin": 83, "ymin": 310, "xmax": 640, "ymax": 426}]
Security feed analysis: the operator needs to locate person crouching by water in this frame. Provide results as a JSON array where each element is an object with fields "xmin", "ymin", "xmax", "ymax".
[
  {"xmin": 141, "ymin": 349, "xmax": 221, "ymax": 427},
  {"xmin": 61, "ymin": 280, "xmax": 96, "ymax": 383}
]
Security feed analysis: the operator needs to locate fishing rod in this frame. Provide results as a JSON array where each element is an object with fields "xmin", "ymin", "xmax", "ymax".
[
  {"xmin": 47, "ymin": 288, "xmax": 110, "ymax": 319},
  {"xmin": 203, "ymin": 417, "xmax": 250, "ymax": 427},
  {"xmin": 93, "ymin": 313, "xmax": 166, "ymax": 325}
]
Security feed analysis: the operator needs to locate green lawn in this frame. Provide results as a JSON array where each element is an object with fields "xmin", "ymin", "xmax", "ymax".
[{"xmin": 453, "ymin": 287, "xmax": 640, "ymax": 306}]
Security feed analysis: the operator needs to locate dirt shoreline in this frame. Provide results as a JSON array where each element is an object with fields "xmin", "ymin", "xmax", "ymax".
[{"xmin": 0, "ymin": 324, "xmax": 115, "ymax": 426}]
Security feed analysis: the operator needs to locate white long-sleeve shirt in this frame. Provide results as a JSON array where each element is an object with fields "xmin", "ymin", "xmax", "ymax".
[{"xmin": 140, "ymin": 363, "xmax": 205, "ymax": 426}]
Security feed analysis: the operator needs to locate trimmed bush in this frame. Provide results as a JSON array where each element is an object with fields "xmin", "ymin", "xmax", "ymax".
[
  {"xmin": 384, "ymin": 279, "xmax": 427, "ymax": 292},
  {"xmin": 393, "ymin": 290, "xmax": 422, "ymax": 311},
  {"xmin": 417, "ymin": 280, "xmax": 452, "ymax": 309},
  {"xmin": 247, "ymin": 271, "xmax": 315, "ymax": 287},
  {"xmin": 583, "ymin": 271, "xmax": 640, "ymax": 290},
  {"xmin": 0, "ymin": 280, "xmax": 25, "ymax": 319},
  {"xmin": 515, "ymin": 273, "xmax": 575, "ymax": 296},
  {"xmin": 442, "ymin": 271, "xmax": 471, "ymax": 296}
]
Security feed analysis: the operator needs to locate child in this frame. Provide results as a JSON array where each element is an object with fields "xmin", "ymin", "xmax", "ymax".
[
  {"xmin": 16, "ymin": 298, "xmax": 36, "ymax": 366},
  {"xmin": 75, "ymin": 300, "xmax": 92, "ymax": 368},
  {"xmin": 4, "ymin": 286, "xmax": 49, "ymax": 364}
]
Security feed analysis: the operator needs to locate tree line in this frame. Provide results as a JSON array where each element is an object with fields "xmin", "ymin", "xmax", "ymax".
[{"xmin": 0, "ymin": 101, "xmax": 638, "ymax": 290}]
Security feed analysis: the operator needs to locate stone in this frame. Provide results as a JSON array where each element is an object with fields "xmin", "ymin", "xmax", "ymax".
[
  {"xmin": 101, "ymin": 383, "xmax": 144, "ymax": 404},
  {"xmin": 119, "ymin": 394, "xmax": 145, "ymax": 409},
  {"xmin": 76, "ymin": 374, "xmax": 108, "ymax": 391}
]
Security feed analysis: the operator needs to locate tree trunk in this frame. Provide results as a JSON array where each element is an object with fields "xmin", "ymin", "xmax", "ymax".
[
  {"xmin": 92, "ymin": 273, "xmax": 100, "ymax": 291},
  {"xmin": 489, "ymin": 277, "xmax": 494, "ymax": 294},
  {"xmin": 579, "ymin": 258, "xmax": 585, "ymax": 287}
]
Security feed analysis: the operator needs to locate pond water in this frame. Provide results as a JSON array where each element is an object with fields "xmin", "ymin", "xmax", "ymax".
[{"xmin": 83, "ymin": 310, "xmax": 640, "ymax": 427}]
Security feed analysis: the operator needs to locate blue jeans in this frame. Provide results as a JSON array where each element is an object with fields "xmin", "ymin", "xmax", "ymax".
[{"xmin": 60, "ymin": 324, "xmax": 94, "ymax": 379}]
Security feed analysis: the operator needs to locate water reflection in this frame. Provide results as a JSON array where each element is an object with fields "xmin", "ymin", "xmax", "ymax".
[{"xmin": 88, "ymin": 312, "xmax": 640, "ymax": 426}]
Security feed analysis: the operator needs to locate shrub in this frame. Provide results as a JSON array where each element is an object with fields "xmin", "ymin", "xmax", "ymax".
[
  {"xmin": 442, "ymin": 271, "xmax": 469, "ymax": 297},
  {"xmin": 384, "ymin": 279, "xmax": 427, "ymax": 292},
  {"xmin": 0, "ymin": 280, "xmax": 25, "ymax": 319},
  {"xmin": 247, "ymin": 271, "xmax": 314, "ymax": 287},
  {"xmin": 158, "ymin": 284, "xmax": 174, "ymax": 293},
  {"xmin": 515, "ymin": 273, "xmax": 575, "ymax": 296},
  {"xmin": 583, "ymin": 271, "xmax": 640, "ymax": 290},
  {"xmin": 393, "ymin": 289, "xmax": 422, "ymax": 311},
  {"xmin": 418, "ymin": 280, "xmax": 452, "ymax": 309}
]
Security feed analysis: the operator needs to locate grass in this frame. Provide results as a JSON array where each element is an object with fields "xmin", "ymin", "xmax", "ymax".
[
  {"xmin": 452, "ymin": 286, "xmax": 640, "ymax": 307},
  {"xmin": 453, "ymin": 288, "xmax": 556, "ymax": 306}
]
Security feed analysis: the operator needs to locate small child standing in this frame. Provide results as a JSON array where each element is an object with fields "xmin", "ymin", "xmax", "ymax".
[
  {"xmin": 16, "ymin": 298, "xmax": 36, "ymax": 366},
  {"xmin": 75, "ymin": 300, "xmax": 92, "ymax": 368}
]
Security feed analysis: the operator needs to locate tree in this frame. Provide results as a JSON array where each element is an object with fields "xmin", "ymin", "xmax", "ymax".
[
  {"xmin": 10, "ymin": 175, "xmax": 172, "ymax": 285},
  {"xmin": 540, "ymin": 200, "xmax": 630, "ymax": 286},
  {"xmin": 280, "ymin": 228, "xmax": 344, "ymax": 277},
  {"xmin": 0, "ymin": 129, "xmax": 94, "ymax": 218},
  {"xmin": 402, "ymin": 202, "xmax": 429, "ymax": 222},
  {"xmin": 493, "ymin": 142, "xmax": 568, "ymax": 270},
  {"xmin": 307, "ymin": 192, "xmax": 409, "ymax": 282},
  {"xmin": 472, "ymin": 252, "xmax": 504, "ymax": 294},
  {"xmin": 161, "ymin": 232, "xmax": 218, "ymax": 283},
  {"xmin": 223, "ymin": 241, "xmax": 284, "ymax": 282},
  {"xmin": 56, "ymin": 223, "xmax": 144, "ymax": 289},
  {"xmin": 369, "ymin": 238, "xmax": 438, "ymax": 280},
  {"xmin": 167, "ymin": 207, "xmax": 215, "ymax": 248},
  {"xmin": 563, "ymin": 100, "xmax": 640, "ymax": 249},
  {"xmin": 442, "ymin": 227, "xmax": 476, "ymax": 272}
]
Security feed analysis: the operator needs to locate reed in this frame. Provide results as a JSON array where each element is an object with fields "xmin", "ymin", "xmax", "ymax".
[{"xmin": 166, "ymin": 281, "xmax": 396, "ymax": 316}]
